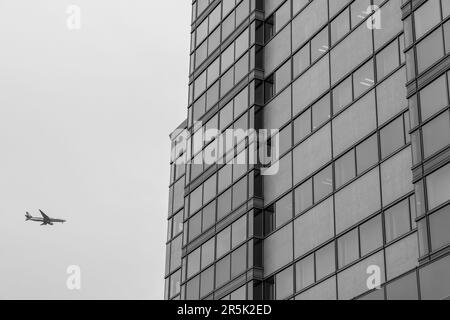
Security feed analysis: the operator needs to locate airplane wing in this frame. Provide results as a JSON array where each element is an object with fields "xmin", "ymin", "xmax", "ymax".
[{"xmin": 39, "ymin": 210, "xmax": 51, "ymax": 223}]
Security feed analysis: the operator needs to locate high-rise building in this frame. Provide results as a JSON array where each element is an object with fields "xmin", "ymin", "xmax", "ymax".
[{"xmin": 165, "ymin": 0, "xmax": 450, "ymax": 300}]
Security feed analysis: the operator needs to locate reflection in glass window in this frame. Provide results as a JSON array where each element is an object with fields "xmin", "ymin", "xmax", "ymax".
[
  {"xmin": 295, "ymin": 254, "xmax": 314, "ymax": 292},
  {"xmin": 316, "ymin": 242, "xmax": 336, "ymax": 280},
  {"xmin": 422, "ymin": 111, "xmax": 450, "ymax": 158},
  {"xmin": 335, "ymin": 150, "xmax": 356, "ymax": 189},
  {"xmin": 356, "ymin": 134, "xmax": 378, "ymax": 175},
  {"xmin": 416, "ymin": 28, "xmax": 444, "ymax": 74},
  {"xmin": 429, "ymin": 205, "xmax": 450, "ymax": 251},
  {"xmin": 338, "ymin": 229, "xmax": 359, "ymax": 268},
  {"xmin": 420, "ymin": 74, "xmax": 448, "ymax": 121},
  {"xmin": 294, "ymin": 179, "xmax": 313, "ymax": 214},
  {"xmin": 380, "ymin": 116, "xmax": 405, "ymax": 159},
  {"xmin": 385, "ymin": 199, "xmax": 411, "ymax": 243},
  {"xmin": 426, "ymin": 163, "xmax": 450, "ymax": 210},
  {"xmin": 276, "ymin": 266, "xmax": 294, "ymax": 300},
  {"xmin": 313, "ymin": 165, "xmax": 333, "ymax": 202},
  {"xmin": 360, "ymin": 215, "xmax": 383, "ymax": 256}
]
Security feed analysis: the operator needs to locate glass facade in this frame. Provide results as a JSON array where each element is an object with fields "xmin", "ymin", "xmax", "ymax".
[{"xmin": 165, "ymin": 0, "xmax": 450, "ymax": 300}]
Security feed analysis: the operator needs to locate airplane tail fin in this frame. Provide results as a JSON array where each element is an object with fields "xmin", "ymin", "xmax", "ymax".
[{"xmin": 25, "ymin": 212, "xmax": 32, "ymax": 221}]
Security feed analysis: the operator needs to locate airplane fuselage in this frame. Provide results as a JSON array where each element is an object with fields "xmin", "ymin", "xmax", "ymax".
[
  {"xmin": 28, "ymin": 218, "xmax": 65, "ymax": 224},
  {"xmin": 25, "ymin": 211, "xmax": 66, "ymax": 225}
]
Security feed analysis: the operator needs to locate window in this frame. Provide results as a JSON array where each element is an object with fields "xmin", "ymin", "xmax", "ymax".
[
  {"xmin": 335, "ymin": 150, "xmax": 356, "ymax": 189},
  {"xmin": 264, "ymin": 25, "xmax": 291, "ymax": 75},
  {"xmin": 276, "ymin": 266, "xmax": 294, "ymax": 300},
  {"xmin": 316, "ymin": 242, "xmax": 336, "ymax": 280},
  {"xmin": 335, "ymin": 169, "xmax": 381, "ymax": 233},
  {"xmin": 422, "ymin": 112, "xmax": 450, "ymax": 158},
  {"xmin": 429, "ymin": 205, "xmax": 450, "ymax": 251},
  {"xmin": 186, "ymin": 275, "xmax": 200, "ymax": 300},
  {"xmin": 218, "ymin": 164, "xmax": 232, "ymax": 193},
  {"xmin": 312, "ymin": 94, "xmax": 331, "ymax": 130},
  {"xmin": 169, "ymin": 270, "xmax": 181, "ymax": 298},
  {"xmin": 291, "ymin": 0, "xmax": 328, "ymax": 51},
  {"xmin": 231, "ymin": 245, "xmax": 247, "ymax": 278},
  {"xmin": 187, "ymin": 248, "xmax": 201, "ymax": 279},
  {"xmin": 419, "ymin": 74, "xmax": 448, "ymax": 121},
  {"xmin": 377, "ymin": 68, "xmax": 408, "ymax": 125},
  {"xmin": 188, "ymin": 212, "xmax": 202, "ymax": 242},
  {"xmin": 190, "ymin": 185, "xmax": 203, "ymax": 216},
  {"xmin": 235, "ymin": 29, "xmax": 249, "ymax": 58},
  {"xmin": 414, "ymin": 0, "xmax": 441, "ymax": 39},
  {"xmin": 332, "ymin": 76, "xmax": 352, "ymax": 115},
  {"xmin": 333, "ymin": 91, "xmax": 377, "ymax": 156},
  {"xmin": 232, "ymin": 176, "xmax": 247, "ymax": 209},
  {"xmin": 338, "ymin": 251, "xmax": 385, "ymax": 300},
  {"xmin": 202, "ymin": 201, "xmax": 216, "ymax": 231},
  {"xmin": 338, "ymin": 228, "xmax": 359, "ymax": 268},
  {"xmin": 356, "ymin": 134, "xmax": 378, "ymax": 174},
  {"xmin": 200, "ymin": 266, "xmax": 214, "ymax": 298},
  {"xmin": 380, "ymin": 148, "xmax": 413, "ymax": 207},
  {"xmin": 264, "ymin": 224, "xmax": 293, "ymax": 276},
  {"xmin": 275, "ymin": 60, "xmax": 291, "ymax": 94},
  {"xmin": 295, "ymin": 254, "xmax": 314, "ymax": 291},
  {"xmin": 386, "ymin": 272, "xmax": 418, "ymax": 300},
  {"xmin": 293, "ymin": 124, "xmax": 332, "ymax": 184},
  {"xmin": 215, "ymin": 255, "xmax": 231, "ymax": 288},
  {"xmin": 264, "ymin": 153, "xmax": 293, "ymax": 204},
  {"xmin": 416, "ymin": 28, "xmax": 444, "ymax": 74},
  {"xmin": 427, "ymin": 163, "xmax": 450, "ymax": 210},
  {"xmin": 173, "ymin": 211, "xmax": 184, "ymax": 237},
  {"xmin": 445, "ymin": 20, "xmax": 450, "ymax": 53},
  {"xmin": 232, "ymin": 215, "xmax": 247, "ymax": 248},
  {"xmin": 376, "ymin": 39, "xmax": 399, "ymax": 80},
  {"xmin": 360, "ymin": 215, "xmax": 383, "ymax": 256},
  {"xmin": 274, "ymin": 193, "xmax": 293, "ymax": 228},
  {"xmin": 170, "ymin": 235, "xmax": 182, "ymax": 272},
  {"xmin": 331, "ymin": 8, "xmax": 350, "ymax": 45},
  {"xmin": 350, "ymin": 0, "xmax": 370, "ymax": 28},
  {"xmin": 294, "ymin": 109, "xmax": 311, "ymax": 143},
  {"xmin": 380, "ymin": 116, "xmax": 405, "ymax": 159},
  {"xmin": 201, "ymin": 238, "xmax": 215, "ymax": 269},
  {"xmin": 311, "ymin": 27, "xmax": 328, "ymax": 62},
  {"xmin": 294, "ymin": 197, "xmax": 334, "ymax": 258},
  {"xmin": 295, "ymin": 276, "xmax": 337, "ymax": 300},
  {"xmin": 293, "ymin": 43, "xmax": 310, "ymax": 78},
  {"xmin": 385, "ymin": 234, "xmax": 418, "ymax": 280},
  {"xmin": 331, "ymin": 21, "xmax": 372, "ymax": 85},
  {"xmin": 293, "ymin": 55, "xmax": 330, "ymax": 116},
  {"xmin": 293, "ymin": 0, "xmax": 309, "ymax": 15},
  {"xmin": 220, "ymin": 102, "xmax": 234, "ymax": 131},
  {"xmin": 294, "ymin": 179, "xmax": 313, "ymax": 214},
  {"xmin": 420, "ymin": 254, "xmax": 450, "ymax": 299},
  {"xmin": 217, "ymin": 226, "xmax": 231, "ymax": 258},
  {"xmin": 209, "ymin": 5, "xmax": 221, "ymax": 31},
  {"xmin": 385, "ymin": 199, "xmax": 411, "ymax": 243},
  {"xmin": 203, "ymin": 174, "xmax": 217, "ymax": 205},
  {"xmin": 208, "ymin": 28, "xmax": 221, "ymax": 55},
  {"xmin": 313, "ymin": 165, "xmax": 333, "ymax": 202},
  {"xmin": 373, "ymin": 0, "xmax": 402, "ymax": 49},
  {"xmin": 353, "ymin": 59, "xmax": 374, "ymax": 98}
]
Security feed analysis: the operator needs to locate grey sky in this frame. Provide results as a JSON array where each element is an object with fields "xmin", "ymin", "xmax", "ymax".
[{"xmin": 0, "ymin": 0, "xmax": 189, "ymax": 299}]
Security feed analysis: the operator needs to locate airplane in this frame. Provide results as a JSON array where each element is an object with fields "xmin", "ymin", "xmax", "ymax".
[{"xmin": 25, "ymin": 210, "xmax": 66, "ymax": 226}]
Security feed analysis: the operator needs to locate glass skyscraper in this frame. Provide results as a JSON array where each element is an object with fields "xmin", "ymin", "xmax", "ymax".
[{"xmin": 165, "ymin": 0, "xmax": 450, "ymax": 300}]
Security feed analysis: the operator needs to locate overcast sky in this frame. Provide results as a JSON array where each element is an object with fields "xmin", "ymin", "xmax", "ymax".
[{"xmin": 0, "ymin": 0, "xmax": 190, "ymax": 299}]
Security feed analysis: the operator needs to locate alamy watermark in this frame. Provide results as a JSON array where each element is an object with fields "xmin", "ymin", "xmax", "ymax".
[
  {"xmin": 66, "ymin": 265, "xmax": 81, "ymax": 291},
  {"xmin": 171, "ymin": 122, "xmax": 280, "ymax": 176},
  {"xmin": 66, "ymin": 5, "xmax": 82, "ymax": 30},
  {"xmin": 366, "ymin": 265, "xmax": 382, "ymax": 291}
]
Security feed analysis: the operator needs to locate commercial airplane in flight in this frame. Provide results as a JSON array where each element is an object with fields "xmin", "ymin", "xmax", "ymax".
[{"xmin": 25, "ymin": 210, "xmax": 66, "ymax": 226}]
